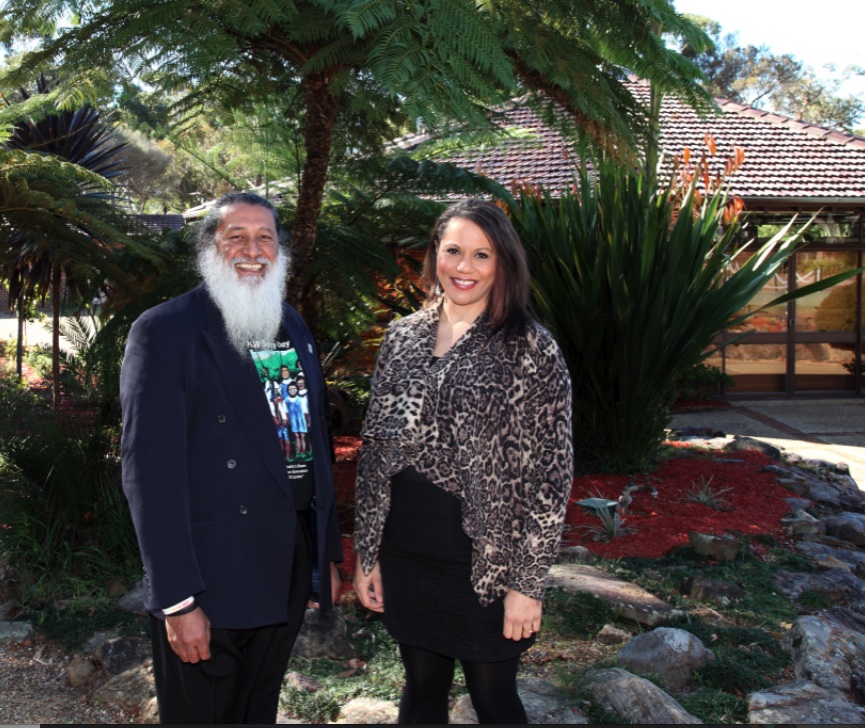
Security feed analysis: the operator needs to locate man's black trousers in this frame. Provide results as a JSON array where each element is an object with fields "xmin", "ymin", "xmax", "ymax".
[{"xmin": 149, "ymin": 511, "xmax": 313, "ymax": 724}]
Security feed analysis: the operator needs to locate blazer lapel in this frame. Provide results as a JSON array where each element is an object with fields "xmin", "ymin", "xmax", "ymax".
[{"xmin": 199, "ymin": 288, "xmax": 290, "ymax": 495}]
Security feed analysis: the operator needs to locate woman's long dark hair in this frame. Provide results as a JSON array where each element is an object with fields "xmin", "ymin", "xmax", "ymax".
[{"xmin": 421, "ymin": 199, "xmax": 532, "ymax": 338}]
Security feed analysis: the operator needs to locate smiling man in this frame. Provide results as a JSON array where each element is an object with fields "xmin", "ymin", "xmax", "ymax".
[{"xmin": 120, "ymin": 191, "xmax": 343, "ymax": 724}]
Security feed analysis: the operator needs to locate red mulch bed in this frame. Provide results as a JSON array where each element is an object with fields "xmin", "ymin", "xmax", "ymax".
[
  {"xmin": 331, "ymin": 438, "xmax": 795, "ymax": 593},
  {"xmin": 563, "ymin": 449, "xmax": 793, "ymax": 559}
]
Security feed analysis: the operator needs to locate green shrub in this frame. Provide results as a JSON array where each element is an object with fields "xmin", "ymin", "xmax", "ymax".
[
  {"xmin": 511, "ymin": 165, "xmax": 859, "ymax": 472},
  {"xmin": 0, "ymin": 414, "xmax": 139, "ymax": 605},
  {"xmin": 674, "ymin": 363, "xmax": 734, "ymax": 400}
]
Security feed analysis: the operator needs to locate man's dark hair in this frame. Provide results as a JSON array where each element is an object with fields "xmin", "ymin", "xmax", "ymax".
[
  {"xmin": 196, "ymin": 191, "xmax": 287, "ymax": 252},
  {"xmin": 421, "ymin": 198, "xmax": 532, "ymax": 338}
]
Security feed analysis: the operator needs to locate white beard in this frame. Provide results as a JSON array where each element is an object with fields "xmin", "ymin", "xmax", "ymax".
[{"xmin": 198, "ymin": 245, "xmax": 290, "ymax": 357}]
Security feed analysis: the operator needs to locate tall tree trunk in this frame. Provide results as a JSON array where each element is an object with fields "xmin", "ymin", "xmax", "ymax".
[
  {"xmin": 285, "ymin": 71, "xmax": 340, "ymax": 341},
  {"xmin": 16, "ymin": 288, "xmax": 24, "ymax": 379},
  {"xmin": 52, "ymin": 265, "xmax": 61, "ymax": 416}
]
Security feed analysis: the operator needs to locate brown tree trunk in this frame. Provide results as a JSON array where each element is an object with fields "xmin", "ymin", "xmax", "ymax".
[
  {"xmin": 52, "ymin": 266, "xmax": 61, "ymax": 416},
  {"xmin": 285, "ymin": 71, "xmax": 340, "ymax": 342},
  {"xmin": 16, "ymin": 288, "xmax": 24, "ymax": 379}
]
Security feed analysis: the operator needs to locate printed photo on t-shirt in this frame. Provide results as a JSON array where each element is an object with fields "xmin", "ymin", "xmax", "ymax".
[{"xmin": 249, "ymin": 343, "xmax": 313, "ymax": 472}]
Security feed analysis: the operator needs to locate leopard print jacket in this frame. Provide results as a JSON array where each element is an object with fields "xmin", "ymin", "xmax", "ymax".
[{"xmin": 354, "ymin": 303, "xmax": 573, "ymax": 605}]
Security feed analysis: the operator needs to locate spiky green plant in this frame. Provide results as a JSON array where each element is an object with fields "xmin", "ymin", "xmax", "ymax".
[
  {"xmin": 511, "ymin": 165, "xmax": 861, "ymax": 472},
  {"xmin": 685, "ymin": 475, "xmax": 734, "ymax": 511}
]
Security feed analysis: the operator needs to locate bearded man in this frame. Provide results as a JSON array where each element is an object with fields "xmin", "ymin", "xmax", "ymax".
[{"xmin": 120, "ymin": 191, "xmax": 343, "ymax": 724}]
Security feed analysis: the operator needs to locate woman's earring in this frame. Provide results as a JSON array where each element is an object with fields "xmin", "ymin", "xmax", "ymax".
[{"xmin": 435, "ymin": 279, "xmax": 442, "ymax": 296}]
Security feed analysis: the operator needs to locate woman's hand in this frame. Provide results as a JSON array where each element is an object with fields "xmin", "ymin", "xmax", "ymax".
[
  {"xmin": 502, "ymin": 589, "xmax": 541, "ymax": 641},
  {"xmin": 353, "ymin": 555, "xmax": 385, "ymax": 613}
]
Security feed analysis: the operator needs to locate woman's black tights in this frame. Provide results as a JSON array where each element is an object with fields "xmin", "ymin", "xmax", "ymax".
[{"xmin": 397, "ymin": 643, "xmax": 527, "ymax": 724}]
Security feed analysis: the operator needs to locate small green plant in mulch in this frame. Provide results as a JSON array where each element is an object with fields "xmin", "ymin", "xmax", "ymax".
[
  {"xmin": 683, "ymin": 475, "xmax": 734, "ymax": 511},
  {"xmin": 579, "ymin": 508, "xmax": 636, "ymax": 543},
  {"xmin": 679, "ymin": 687, "xmax": 748, "ymax": 724}
]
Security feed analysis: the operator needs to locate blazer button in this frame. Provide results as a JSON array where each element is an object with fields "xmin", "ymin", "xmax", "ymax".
[
  {"xmin": 239, "ymin": 505, "xmax": 248, "ymax": 515},
  {"xmin": 227, "ymin": 459, "xmax": 237, "ymax": 469},
  {"xmin": 217, "ymin": 414, "xmax": 226, "ymax": 423}
]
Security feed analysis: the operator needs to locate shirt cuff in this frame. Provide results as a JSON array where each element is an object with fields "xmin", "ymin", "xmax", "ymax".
[{"xmin": 162, "ymin": 596, "xmax": 195, "ymax": 616}]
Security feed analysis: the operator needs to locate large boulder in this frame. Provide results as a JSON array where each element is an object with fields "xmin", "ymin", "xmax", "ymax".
[
  {"xmin": 332, "ymin": 697, "xmax": 398, "ymax": 724},
  {"xmin": 93, "ymin": 665, "xmax": 156, "ymax": 716},
  {"xmin": 546, "ymin": 564, "xmax": 683, "ymax": 626},
  {"xmin": 616, "ymin": 627, "xmax": 714, "ymax": 690},
  {"xmin": 449, "ymin": 678, "xmax": 586, "ymax": 724},
  {"xmin": 824, "ymin": 512, "xmax": 865, "ymax": 547},
  {"xmin": 785, "ymin": 614, "xmax": 865, "ymax": 692},
  {"xmin": 748, "ymin": 680, "xmax": 865, "ymax": 724},
  {"xmin": 581, "ymin": 667, "xmax": 702, "ymax": 724}
]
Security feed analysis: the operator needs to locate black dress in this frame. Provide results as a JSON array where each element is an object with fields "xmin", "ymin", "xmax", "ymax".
[{"xmin": 379, "ymin": 465, "xmax": 535, "ymax": 662}]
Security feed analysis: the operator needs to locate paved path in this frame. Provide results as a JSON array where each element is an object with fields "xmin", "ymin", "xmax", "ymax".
[{"xmin": 670, "ymin": 399, "xmax": 865, "ymax": 487}]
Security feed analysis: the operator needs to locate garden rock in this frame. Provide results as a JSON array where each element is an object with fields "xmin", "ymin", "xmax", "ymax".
[
  {"xmin": 333, "ymin": 696, "xmax": 398, "ymax": 724},
  {"xmin": 556, "ymin": 545, "xmax": 594, "ymax": 564},
  {"xmin": 83, "ymin": 630, "xmax": 116, "ymax": 656},
  {"xmin": 796, "ymin": 541, "xmax": 865, "ymax": 577},
  {"xmin": 597, "ymin": 624, "xmax": 632, "ymax": 644},
  {"xmin": 824, "ymin": 512, "xmax": 865, "ymax": 547},
  {"xmin": 66, "ymin": 654, "xmax": 96, "ymax": 687},
  {"xmin": 141, "ymin": 697, "xmax": 159, "ymax": 724},
  {"xmin": 781, "ymin": 511, "xmax": 824, "ymax": 539},
  {"xmin": 291, "ymin": 605, "xmax": 353, "ymax": 659},
  {"xmin": 0, "ymin": 599, "xmax": 16, "ymax": 620},
  {"xmin": 726, "ymin": 436, "xmax": 780, "ymax": 458},
  {"xmin": 785, "ymin": 613, "xmax": 865, "ymax": 692},
  {"xmin": 775, "ymin": 567, "xmax": 865, "ymax": 609},
  {"xmin": 689, "ymin": 575, "xmax": 744, "ymax": 607},
  {"xmin": 803, "ymin": 482, "xmax": 842, "ymax": 511},
  {"xmin": 581, "ymin": 667, "xmax": 702, "ymax": 723},
  {"xmin": 116, "ymin": 580, "xmax": 146, "ymax": 613},
  {"xmin": 827, "ymin": 606, "xmax": 865, "ymax": 635},
  {"xmin": 616, "ymin": 627, "xmax": 714, "ymax": 690},
  {"xmin": 546, "ymin": 564, "xmax": 684, "ymax": 626},
  {"xmin": 93, "ymin": 665, "xmax": 156, "ymax": 716},
  {"xmin": 0, "ymin": 620, "xmax": 32, "ymax": 643},
  {"xmin": 449, "ymin": 685, "xmax": 586, "ymax": 724},
  {"xmin": 98, "ymin": 636, "xmax": 151, "ymax": 676},
  {"xmin": 785, "ymin": 496, "xmax": 812, "ymax": 513},
  {"xmin": 748, "ymin": 680, "xmax": 865, "ymax": 724},
  {"xmin": 687, "ymin": 532, "xmax": 739, "ymax": 561},
  {"xmin": 284, "ymin": 671, "xmax": 322, "ymax": 692}
]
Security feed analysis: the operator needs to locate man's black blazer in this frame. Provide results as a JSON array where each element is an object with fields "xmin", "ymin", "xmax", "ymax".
[{"xmin": 120, "ymin": 284, "xmax": 343, "ymax": 629}]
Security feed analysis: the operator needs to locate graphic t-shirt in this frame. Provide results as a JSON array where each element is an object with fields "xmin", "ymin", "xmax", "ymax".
[{"xmin": 249, "ymin": 330, "xmax": 315, "ymax": 510}]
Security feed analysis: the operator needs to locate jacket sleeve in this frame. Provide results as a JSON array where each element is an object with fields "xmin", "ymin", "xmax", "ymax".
[
  {"xmin": 506, "ymin": 334, "xmax": 573, "ymax": 600},
  {"xmin": 353, "ymin": 325, "xmax": 399, "ymax": 575},
  {"xmin": 120, "ymin": 314, "xmax": 206, "ymax": 611}
]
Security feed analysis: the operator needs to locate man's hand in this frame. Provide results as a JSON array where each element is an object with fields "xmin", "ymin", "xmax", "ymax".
[
  {"xmin": 353, "ymin": 555, "xmax": 385, "ymax": 613},
  {"xmin": 330, "ymin": 562, "xmax": 342, "ymax": 606},
  {"xmin": 165, "ymin": 608, "xmax": 211, "ymax": 663},
  {"xmin": 502, "ymin": 589, "xmax": 542, "ymax": 641}
]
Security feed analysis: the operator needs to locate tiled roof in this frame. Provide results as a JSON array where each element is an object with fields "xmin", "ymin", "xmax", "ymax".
[{"xmin": 406, "ymin": 80, "xmax": 865, "ymax": 205}]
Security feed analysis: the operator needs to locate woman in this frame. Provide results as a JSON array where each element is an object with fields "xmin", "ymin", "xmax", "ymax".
[{"xmin": 353, "ymin": 199, "xmax": 573, "ymax": 724}]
